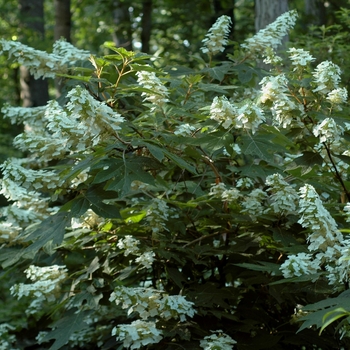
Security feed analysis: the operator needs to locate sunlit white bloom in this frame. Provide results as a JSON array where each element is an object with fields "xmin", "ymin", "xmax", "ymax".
[
  {"xmin": 259, "ymin": 74, "xmax": 289, "ymax": 103},
  {"xmin": 298, "ymin": 184, "xmax": 343, "ymax": 252},
  {"xmin": 45, "ymin": 88, "xmax": 124, "ymax": 153},
  {"xmin": 135, "ymin": 251, "xmax": 155, "ymax": 269},
  {"xmin": 117, "ymin": 235, "xmax": 140, "ymax": 256},
  {"xmin": 235, "ymin": 102, "xmax": 265, "ymax": 134},
  {"xmin": 280, "ymin": 252, "xmax": 320, "ymax": 278},
  {"xmin": 112, "ymin": 320, "xmax": 162, "ymax": 350},
  {"xmin": 259, "ymin": 75, "xmax": 304, "ymax": 127},
  {"xmin": 136, "ymin": 69, "xmax": 169, "ymax": 111},
  {"xmin": 272, "ymin": 94, "xmax": 303, "ymax": 128},
  {"xmin": 288, "ymin": 48, "xmax": 315, "ymax": 69},
  {"xmin": 313, "ymin": 117, "xmax": 344, "ymax": 144},
  {"xmin": 201, "ymin": 15, "xmax": 232, "ymax": 55},
  {"xmin": 312, "ymin": 61, "xmax": 342, "ymax": 94},
  {"xmin": 200, "ymin": 330, "xmax": 237, "ymax": 350},
  {"xmin": 210, "ymin": 96, "xmax": 237, "ymax": 129},
  {"xmin": 326, "ymin": 87, "xmax": 348, "ymax": 105},
  {"xmin": 174, "ymin": 123, "xmax": 196, "ymax": 136},
  {"xmin": 241, "ymin": 10, "xmax": 298, "ymax": 57},
  {"xmin": 265, "ymin": 174, "xmax": 299, "ymax": 215},
  {"xmin": 71, "ymin": 209, "xmax": 104, "ymax": 229},
  {"xmin": 0, "ymin": 222, "xmax": 21, "ymax": 243}
]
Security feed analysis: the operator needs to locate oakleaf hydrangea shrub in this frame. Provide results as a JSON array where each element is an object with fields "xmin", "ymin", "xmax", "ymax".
[{"xmin": 1, "ymin": 10, "xmax": 350, "ymax": 349}]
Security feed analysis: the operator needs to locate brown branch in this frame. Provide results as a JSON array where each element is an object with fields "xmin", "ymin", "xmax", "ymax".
[{"xmin": 323, "ymin": 142, "xmax": 350, "ymax": 202}]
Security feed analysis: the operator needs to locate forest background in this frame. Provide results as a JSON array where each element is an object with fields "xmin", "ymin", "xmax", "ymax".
[{"xmin": 2, "ymin": 0, "xmax": 350, "ymax": 349}]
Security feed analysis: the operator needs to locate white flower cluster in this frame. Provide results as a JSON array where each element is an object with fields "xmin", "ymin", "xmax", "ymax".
[
  {"xmin": 1, "ymin": 104, "xmax": 46, "ymax": 128},
  {"xmin": 312, "ymin": 61, "xmax": 342, "ymax": 94},
  {"xmin": 52, "ymin": 39, "xmax": 90, "ymax": 63},
  {"xmin": 0, "ymin": 176, "xmax": 56, "ymax": 238},
  {"xmin": 200, "ymin": 330, "xmax": 237, "ymax": 350},
  {"xmin": 0, "ymin": 221, "xmax": 21, "ymax": 243},
  {"xmin": 259, "ymin": 74, "xmax": 303, "ymax": 128},
  {"xmin": 1, "ymin": 158, "xmax": 60, "ymax": 192},
  {"xmin": 0, "ymin": 40, "xmax": 63, "ymax": 79},
  {"xmin": 117, "ymin": 235, "xmax": 140, "ymax": 256},
  {"xmin": 201, "ymin": 15, "xmax": 232, "ymax": 56},
  {"xmin": 110, "ymin": 286, "xmax": 196, "ymax": 348},
  {"xmin": 10, "ymin": 265, "xmax": 68, "ymax": 315},
  {"xmin": 288, "ymin": 47, "xmax": 315, "ymax": 71},
  {"xmin": 326, "ymin": 87, "xmax": 348, "ymax": 106},
  {"xmin": 63, "ymin": 86, "xmax": 124, "ymax": 150},
  {"xmin": 210, "ymin": 96, "xmax": 237, "ymax": 129},
  {"xmin": 210, "ymin": 96, "xmax": 265, "ymax": 133},
  {"xmin": 117, "ymin": 235, "xmax": 155, "ymax": 269},
  {"xmin": 71, "ymin": 209, "xmax": 104, "ymax": 229},
  {"xmin": 241, "ymin": 188, "xmax": 268, "ymax": 219},
  {"xmin": 209, "ymin": 182, "xmax": 241, "ymax": 203},
  {"xmin": 235, "ymin": 101, "xmax": 265, "ymax": 134},
  {"xmin": 0, "ymin": 323, "xmax": 19, "ymax": 350},
  {"xmin": 136, "ymin": 69, "xmax": 169, "ymax": 111},
  {"xmin": 109, "ymin": 286, "xmax": 196, "ymax": 322},
  {"xmin": 174, "ymin": 123, "xmax": 196, "ymax": 136},
  {"xmin": 0, "ymin": 156, "xmax": 60, "ymax": 235},
  {"xmin": 145, "ymin": 198, "xmax": 179, "ymax": 234},
  {"xmin": 313, "ymin": 117, "xmax": 344, "ymax": 144},
  {"xmin": 280, "ymin": 252, "xmax": 319, "ymax": 278},
  {"xmin": 281, "ymin": 185, "xmax": 350, "ymax": 287},
  {"xmin": 265, "ymin": 173, "xmax": 299, "ymax": 216},
  {"xmin": 241, "ymin": 10, "xmax": 298, "ymax": 57},
  {"xmin": 236, "ymin": 177, "xmax": 254, "ymax": 189},
  {"xmin": 0, "ymin": 39, "xmax": 89, "ymax": 80},
  {"xmin": 112, "ymin": 320, "xmax": 162, "ymax": 350},
  {"xmin": 209, "ymin": 182, "xmax": 226, "ymax": 198},
  {"xmin": 135, "ymin": 251, "xmax": 155, "ymax": 269},
  {"xmin": 7, "ymin": 87, "xmax": 125, "ymax": 162},
  {"xmin": 298, "ymin": 185, "xmax": 343, "ymax": 252}
]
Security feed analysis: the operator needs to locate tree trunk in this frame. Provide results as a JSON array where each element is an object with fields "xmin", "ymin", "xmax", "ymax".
[
  {"xmin": 54, "ymin": 0, "xmax": 71, "ymax": 97},
  {"xmin": 255, "ymin": 0, "xmax": 289, "ymax": 32},
  {"xmin": 18, "ymin": 0, "xmax": 49, "ymax": 107},
  {"xmin": 54, "ymin": 0, "xmax": 71, "ymax": 42},
  {"xmin": 305, "ymin": 0, "xmax": 326, "ymax": 26},
  {"xmin": 141, "ymin": 0, "xmax": 152, "ymax": 53},
  {"xmin": 112, "ymin": 0, "xmax": 133, "ymax": 51}
]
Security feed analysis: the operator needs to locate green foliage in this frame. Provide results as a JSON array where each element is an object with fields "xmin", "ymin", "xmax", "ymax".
[{"xmin": 3, "ymin": 8, "xmax": 350, "ymax": 350}]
